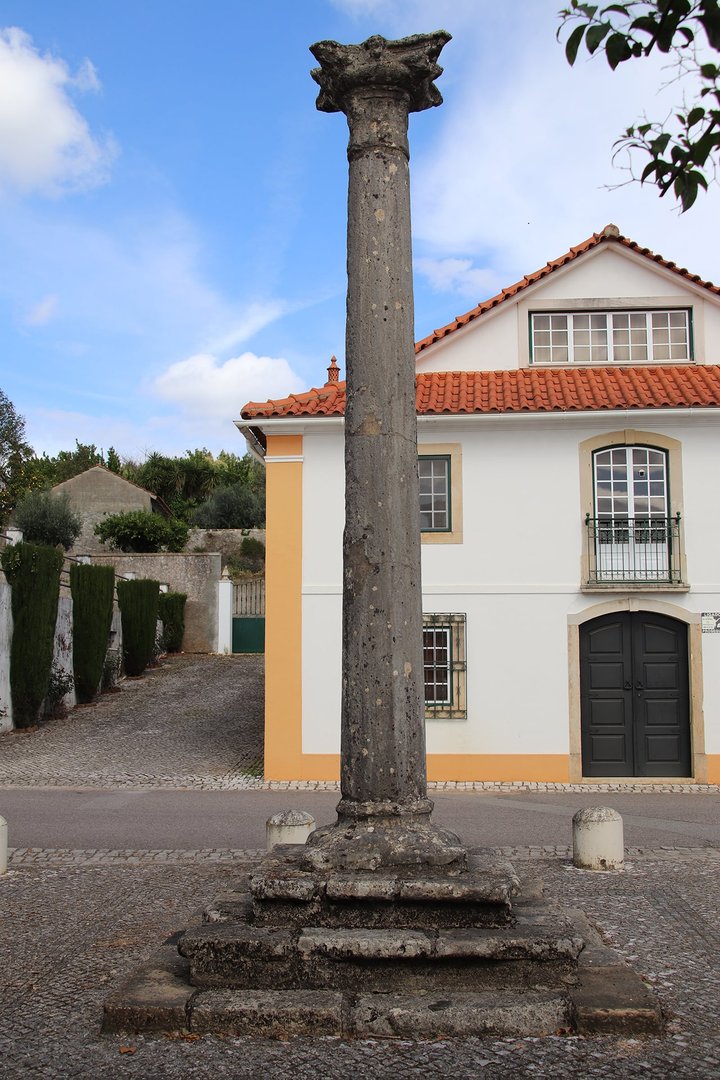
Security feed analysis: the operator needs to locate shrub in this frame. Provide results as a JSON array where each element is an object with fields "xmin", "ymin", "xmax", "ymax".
[
  {"xmin": 158, "ymin": 591, "xmax": 187, "ymax": 653},
  {"xmin": 117, "ymin": 578, "xmax": 160, "ymax": 676},
  {"xmin": 193, "ymin": 483, "xmax": 264, "ymax": 529},
  {"xmin": 240, "ymin": 536, "xmax": 265, "ymax": 561},
  {"xmin": 70, "ymin": 563, "xmax": 115, "ymax": 703},
  {"xmin": 1, "ymin": 542, "xmax": 63, "ymax": 727},
  {"xmin": 14, "ymin": 490, "xmax": 81, "ymax": 550},
  {"xmin": 94, "ymin": 510, "xmax": 189, "ymax": 553},
  {"xmin": 44, "ymin": 663, "xmax": 75, "ymax": 719}
]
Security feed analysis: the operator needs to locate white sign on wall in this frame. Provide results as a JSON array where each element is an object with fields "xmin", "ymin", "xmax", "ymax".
[{"xmin": 701, "ymin": 613, "xmax": 720, "ymax": 633}]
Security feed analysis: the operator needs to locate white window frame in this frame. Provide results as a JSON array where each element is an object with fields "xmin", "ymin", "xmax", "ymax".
[
  {"xmin": 418, "ymin": 455, "xmax": 451, "ymax": 533},
  {"xmin": 531, "ymin": 309, "xmax": 691, "ymax": 365}
]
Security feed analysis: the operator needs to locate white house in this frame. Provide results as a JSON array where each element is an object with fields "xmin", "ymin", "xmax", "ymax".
[{"xmin": 238, "ymin": 225, "xmax": 720, "ymax": 786}]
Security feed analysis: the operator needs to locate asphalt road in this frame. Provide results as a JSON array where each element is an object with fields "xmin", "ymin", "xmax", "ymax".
[{"xmin": 1, "ymin": 786, "xmax": 717, "ymax": 850}]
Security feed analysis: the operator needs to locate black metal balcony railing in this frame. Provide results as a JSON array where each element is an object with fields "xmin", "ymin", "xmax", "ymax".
[{"xmin": 585, "ymin": 513, "xmax": 683, "ymax": 585}]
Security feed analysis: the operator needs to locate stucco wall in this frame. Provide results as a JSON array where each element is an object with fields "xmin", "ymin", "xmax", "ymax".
[
  {"xmin": 90, "ymin": 552, "xmax": 221, "ymax": 652},
  {"xmin": 299, "ymin": 414, "xmax": 720, "ymax": 766},
  {"xmin": 53, "ymin": 467, "xmax": 154, "ymax": 554}
]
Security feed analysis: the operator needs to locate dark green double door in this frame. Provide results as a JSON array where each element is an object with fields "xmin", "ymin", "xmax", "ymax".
[{"xmin": 580, "ymin": 611, "xmax": 691, "ymax": 777}]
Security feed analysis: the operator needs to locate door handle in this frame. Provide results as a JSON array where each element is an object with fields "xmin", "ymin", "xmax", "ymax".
[
  {"xmin": 624, "ymin": 682, "xmax": 632, "ymax": 690},
  {"xmin": 635, "ymin": 681, "xmax": 644, "ymax": 689}
]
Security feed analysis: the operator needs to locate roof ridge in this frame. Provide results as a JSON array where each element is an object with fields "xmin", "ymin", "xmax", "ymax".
[{"xmin": 414, "ymin": 229, "xmax": 720, "ymax": 356}]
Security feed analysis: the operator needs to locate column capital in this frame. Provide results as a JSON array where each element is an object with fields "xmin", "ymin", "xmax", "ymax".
[{"xmin": 310, "ymin": 31, "xmax": 451, "ymax": 116}]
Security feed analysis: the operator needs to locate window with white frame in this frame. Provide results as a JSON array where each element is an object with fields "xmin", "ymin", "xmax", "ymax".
[
  {"xmin": 531, "ymin": 310, "xmax": 690, "ymax": 365},
  {"xmin": 418, "ymin": 455, "xmax": 451, "ymax": 532},
  {"xmin": 589, "ymin": 445, "xmax": 681, "ymax": 582},
  {"xmin": 423, "ymin": 613, "xmax": 466, "ymax": 720}
]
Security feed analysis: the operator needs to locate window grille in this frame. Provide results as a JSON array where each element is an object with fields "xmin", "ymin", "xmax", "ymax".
[{"xmin": 423, "ymin": 613, "xmax": 467, "ymax": 719}]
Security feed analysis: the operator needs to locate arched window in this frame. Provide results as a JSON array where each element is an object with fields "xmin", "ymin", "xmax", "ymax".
[{"xmin": 589, "ymin": 445, "xmax": 680, "ymax": 583}]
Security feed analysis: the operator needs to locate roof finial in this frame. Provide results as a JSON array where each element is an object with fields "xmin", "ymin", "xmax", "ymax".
[
  {"xmin": 326, "ymin": 355, "xmax": 340, "ymax": 384},
  {"xmin": 602, "ymin": 223, "xmax": 620, "ymax": 238}
]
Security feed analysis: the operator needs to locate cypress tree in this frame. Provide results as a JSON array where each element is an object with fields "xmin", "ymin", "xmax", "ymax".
[
  {"xmin": 158, "ymin": 591, "xmax": 187, "ymax": 652},
  {"xmin": 1, "ymin": 543, "xmax": 63, "ymax": 727},
  {"xmin": 117, "ymin": 578, "xmax": 160, "ymax": 676},
  {"xmin": 70, "ymin": 563, "xmax": 115, "ymax": 703}
]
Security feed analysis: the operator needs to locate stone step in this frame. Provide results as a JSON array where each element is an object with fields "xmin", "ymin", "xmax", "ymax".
[
  {"xmin": 102, "ymin": 945, "xmax": 661, "ymax": 1039},
  {"xmin": 247, "ymin": 847, "xmax": 524, "ymax": 928},
  {"xmin": 179, "ymin": 916, "xmax": 584, "ymax": 992}
]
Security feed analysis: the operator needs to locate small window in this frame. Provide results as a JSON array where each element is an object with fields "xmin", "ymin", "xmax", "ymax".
[
  {"xmin": 418, "ymin": 455, "xmax": 451, "ymax": 532},
  {"xmin": 531, "ymin": 310, "xmax": 690, "ymax": 364},
  {"xmin": 423, "ymin": 613, "xmax": 467, "ymax": 720}
]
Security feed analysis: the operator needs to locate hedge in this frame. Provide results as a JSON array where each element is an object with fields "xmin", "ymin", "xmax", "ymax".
[
  {"xmin": 116, "ymin": 578, "xmax": 160, "ymax": 676},
  {"xmin": 158, "ymin": 591, "xmax": 187, "ymax": 653},
  {"xmin": 1, "ymin": 542, "xmax": 63, "ymax": 727},
  {"xmin": 70, "ymin": 563, "xmax": 115, "ymax": 703}
]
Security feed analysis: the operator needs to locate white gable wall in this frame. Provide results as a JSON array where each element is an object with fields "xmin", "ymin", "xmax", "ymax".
[{"xmin": 416, "ymin": 245, "xmax": 720, "ymax": 374}]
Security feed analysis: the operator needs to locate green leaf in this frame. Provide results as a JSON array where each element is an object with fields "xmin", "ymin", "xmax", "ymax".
[
  {"xmin": 586, "ymin": 21, "xmax": 612, "ymax": 53},
  {"xmin": 606, "ymin": 31, "xmax": 633, "ymax": 67},
  {"xmin": 686, "ymin": 106, "xmax": 706, "ymax": 126},
  {"xmin": 565, "ymin": 23, "xmax": 587, "ymax": 64}
]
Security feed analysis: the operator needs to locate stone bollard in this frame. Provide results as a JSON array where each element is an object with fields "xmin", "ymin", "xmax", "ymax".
[
  {"xmin": 573, "ymin": 806, "xmax": 624, "ymax": 871},
  {"xmin": 0, "ymin": 815, "xmax": 7, "ymax": 875},
  {"xmin": 266, "ymin": 810, "xmax": 316, "ymax": 850}
]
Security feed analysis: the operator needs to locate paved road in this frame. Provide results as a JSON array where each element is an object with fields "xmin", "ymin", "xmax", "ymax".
[{"xmin": 1, "ymin": 786, "xmax": 718, "ymax": 851}]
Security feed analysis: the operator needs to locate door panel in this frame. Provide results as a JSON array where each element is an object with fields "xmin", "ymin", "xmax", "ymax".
[{"xmin": 581, "ymin": 611, "xmax": 691, "ymax": 777}]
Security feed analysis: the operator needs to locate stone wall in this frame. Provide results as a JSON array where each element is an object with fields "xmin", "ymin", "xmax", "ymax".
[
  {"xmin": 188, "ymin": 528, "xmax": 266, "ymax": 567},
  {"xmin": 91, "ymin": 552, "xmax": 221, "ymax": 653},
  {"xmin": 0, "ymin": 574, "xmax": 12, "ymax": 732}
]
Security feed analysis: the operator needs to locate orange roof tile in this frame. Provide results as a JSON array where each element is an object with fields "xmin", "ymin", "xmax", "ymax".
[
  {"xmin": 415, "ymin": 224, "xmax": 720, "ymax": 355},
  {"xmin": 241, "ymin": 364, "xmax": 720, "ymax": 420}
]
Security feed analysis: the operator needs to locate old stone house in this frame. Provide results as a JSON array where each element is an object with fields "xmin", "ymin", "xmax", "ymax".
[
  {"xmin": 52, "ymin": 465, "xmax": 170, "ymax": 555},
  {"xmin": 238, "ymin": 225, "xmax": 720, "ymax": 786}
]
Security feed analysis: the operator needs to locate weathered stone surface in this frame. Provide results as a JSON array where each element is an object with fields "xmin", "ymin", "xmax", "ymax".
[
  {"xmin": 202, "ymin": 889, "xmax": 252, "ymax": 924},
  {"xmin": 434, "ymin": 927, "xmax": 584, "ymax": 963},
  {"xmin": 101, "ymin": 945, "xmax": 193, "ymax": 1033},
  {"xmin": 570, "ymin": 965, "xmax": 663, "ymax": 1034},
  {"xmin": 350, "ymin": 989, "xmax": 570, "ymax": 1039},
  {"xmin": 191, "ymin": 989, "xmax": 344, "ymax": 1037},
  {"xmin": 298, "ymin": 928, "xmax": 434, "ymax": 960}
]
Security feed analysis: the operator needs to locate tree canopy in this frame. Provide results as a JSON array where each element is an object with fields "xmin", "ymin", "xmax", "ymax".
[
  {"xmin": 0, "ymin": 389, "xmax": 36, "ymax": 522},
  {"xmin": 0, "ymin": 389, "xmax": 265, "ymax": 531},
  {"xmin": 559, "ymin": 1, "xmax": 720, "ymax": 210}
]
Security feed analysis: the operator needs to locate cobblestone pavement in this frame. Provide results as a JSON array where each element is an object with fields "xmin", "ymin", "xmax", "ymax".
[
  {"xmin": 0, "ymin": 654, "xmax": 265, "ymax": 789},
  {"xmin": 1, "ymin": 848, "xmax": 719, "ymax": 1079}
]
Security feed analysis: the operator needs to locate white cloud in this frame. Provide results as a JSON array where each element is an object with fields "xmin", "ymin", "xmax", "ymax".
[
  {"xmin": 0, "ymin": 26, "xmax": 116, "ymax": 195},
  {"xmin": 415, "ymin": 256, "xmax": 500, "ymax": 299},
  {"xmin": 154, "ymin": 352, "xmax": 306, "ymax": 422},
  {"xmin": 24, "ymin": 292, "xmax": 58, "ymax": 326},
  {"xmin": 410, "ymin": 1, "xmax": 720, "ymax": 293}
]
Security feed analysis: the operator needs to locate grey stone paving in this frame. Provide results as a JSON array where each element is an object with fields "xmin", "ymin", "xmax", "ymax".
[
  {"xmin": 0, "ymin": 654, "xmax": 265, "ymax": 789},
  {"xmin": 1, "ymin": 849, "xmax": 719, "ymax": 1078},
  {"xmin": 1, "ymin": 653, "xmax": 720, "ymax": 1075}
]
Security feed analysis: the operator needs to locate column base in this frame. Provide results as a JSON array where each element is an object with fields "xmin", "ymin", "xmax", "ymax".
[{"xmin": 304, "ymin": 796, "xmax": 467, "ymax": 871}]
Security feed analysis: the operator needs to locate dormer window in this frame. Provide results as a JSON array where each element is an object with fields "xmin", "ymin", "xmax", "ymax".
[{"xmin": 531, "ymin": 310, "xmax": 691, "ymax": 365}]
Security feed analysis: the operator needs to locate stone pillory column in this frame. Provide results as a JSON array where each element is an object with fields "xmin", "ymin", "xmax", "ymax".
[{"xmin": 307, "ymin": 32, "xmax": 463, "ymax": 870}]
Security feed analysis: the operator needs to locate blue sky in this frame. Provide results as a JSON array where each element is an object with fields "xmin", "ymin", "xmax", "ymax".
[{"xmin": 1, "ymin": 0, "xmax": 718, "ymax": 459}]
